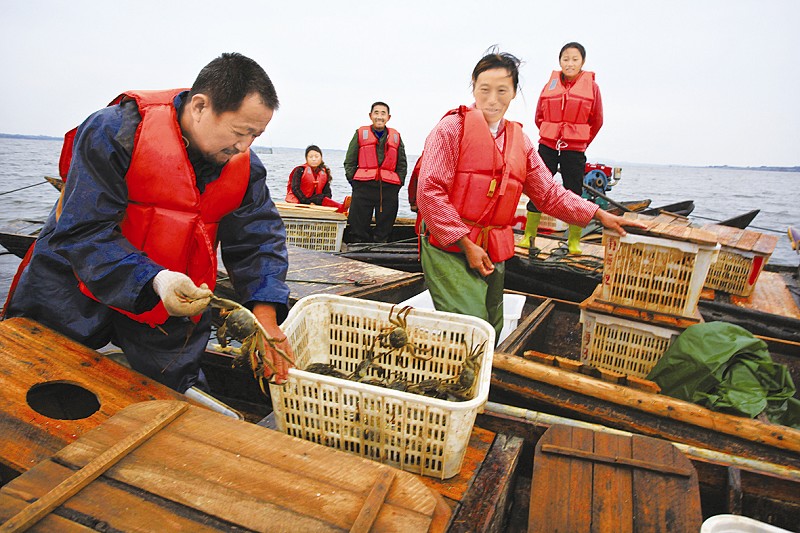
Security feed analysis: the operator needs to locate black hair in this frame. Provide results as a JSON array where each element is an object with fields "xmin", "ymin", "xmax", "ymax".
[
  {"xmin": 370, "ymin": 101, "xmax": 390, "ymax": 114},
  {"xmin": 189, "ymin": 52, "xmax": 279, "ymax": 114},
  {"xmin": 559, "ymin": 42, "xmax": 586, "ymax": 61},
  {"xmin": 304, "ymin": 145, "xmax": 331, "ymax": 177},
  {"xmin": 472, "ymin": 45, "xmax": 522, "ymax": 91}
]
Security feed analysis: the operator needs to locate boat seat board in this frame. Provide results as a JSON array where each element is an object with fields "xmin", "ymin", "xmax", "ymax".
[
  {"xmin": 0, "ymin": 401, "xmax": 450, "ymax": 532},
  {"xmin": 0, "ymin": 317, "xmax": 190, "ymax": 474},
  {"xmin": 528, "ymin": 424, "xmax": 702, "ymax": 532},
  {"xmin": 729, "ymin": 271, "xmax": 800, "ymax": 319}
]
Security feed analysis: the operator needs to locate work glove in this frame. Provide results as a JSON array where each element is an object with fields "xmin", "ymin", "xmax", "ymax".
[{"xmin": 152, "ymin": 270, "xmax": 213, "ymax": 317}]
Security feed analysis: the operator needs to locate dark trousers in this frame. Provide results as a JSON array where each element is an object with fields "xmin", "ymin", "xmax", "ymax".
[
  {"xmin": 108, "ymin": 312, "xmax": 213, "ymax": 393},
  {"xmin": 527, "ymin": 144, "xmax": 587, "ymax": 212},
  {"xmin": 346, "ymin": 180, "xmax": 400, "ymax": 242}
]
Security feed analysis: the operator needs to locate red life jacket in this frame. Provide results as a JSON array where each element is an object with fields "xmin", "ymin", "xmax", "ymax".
[
  {"xmin": 427, "ymin": 106, "xmax": 527, "ymax": 263},
  {"xmin": 68, "ymin": 89, "xmax": 251, "ymax": 326},
  {"xmin": 285, "ymin": 164, "xmax": 328, "ymax": 203},
  {"xmin": 354, "ymin": 126, "xmax": 401, "ymax": 184},
  {"xmin": 537, "ymin": 70, "xmax": 596, "ymax": 149}
]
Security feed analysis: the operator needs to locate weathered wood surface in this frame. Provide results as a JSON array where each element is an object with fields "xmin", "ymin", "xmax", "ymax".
[
  {"xmin": 275, "ymin": 201, "xmax": 346, "ymax": 220},
  {"xmin": 490, "ymin": 353, "xmax": 800, "ymax": 470},
  {"xmin": 621, "ymin": 212, "xmax": 718, "ymax": 245},
  {"xmin": 702, "ymin": 223, "xmax": 779, "ymax": 254},
  {"xmin": 476, "ymin": 406, "xmax": 800, "ymax": 531},
  {"xmin": 727, "ymin": 271, "xmax": 800, "ymax": 320},
  {"xmin": 528, "ymin": 424, "xmax": 702, "ymax": 532},
  {"xmin": 0, "ymin": 318, "xmax": 190, "ymax": 474},
  {"xmin": 217, "ymin": 245, "xmax": 426, "ymax": 305},
  {"xmin": 0, "ymin": 401, "xmax": 450, "ymax": 532}
]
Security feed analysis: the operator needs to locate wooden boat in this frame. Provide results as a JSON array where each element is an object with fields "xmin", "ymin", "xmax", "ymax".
[
  {"xmin": 489, "ymin": 291, "xmax": 800, "ymax": 467},
  {"xmin": 2, "ymin": 284, "xmax": 800, "ymax": 530}
]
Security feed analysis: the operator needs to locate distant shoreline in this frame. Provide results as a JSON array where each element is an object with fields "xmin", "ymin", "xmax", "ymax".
[
  {"xmin": 0, "ymin": 133, "xmax": 61, "ymax": 142},
  {"xmin": 1, "ymin": 133, "xmax": 797, "ymax": 172}
]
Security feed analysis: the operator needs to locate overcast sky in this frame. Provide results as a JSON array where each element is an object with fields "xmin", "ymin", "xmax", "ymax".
[{"xmin": 2, "ymin": 0, "xmax": 798, "ymax": 167}]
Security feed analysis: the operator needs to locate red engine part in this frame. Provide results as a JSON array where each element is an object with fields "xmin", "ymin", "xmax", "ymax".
[{"xmin": 584, "ymin": 162, "xmax": 613, "ymax": 178}]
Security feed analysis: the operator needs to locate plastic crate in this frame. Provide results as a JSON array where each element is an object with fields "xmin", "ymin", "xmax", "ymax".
[
  {"xmin": 282, "ymin": 217, "xmax": 346, "ymax": 252},
  {"xmin": 602, "ymin": 231, "xmax": 719, "ymax": 318},
  {"xmin": 579, "ymin": 309, "xmax": 683, "ymax": 378},
  {"xmin": 270, "ymin": 294, "xmax": 496, "ymax": 479},
  {"xmin": 704, "ymin": 247, "xmax": 771, "ymax": 297},
  {"xmin": 399, "ymin": 290, "xmax": 526, "ymax": 345}
]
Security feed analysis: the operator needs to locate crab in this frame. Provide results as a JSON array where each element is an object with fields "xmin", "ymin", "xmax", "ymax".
[
  {"xmin": 445, "ymin": 339, "xmax": 487, "ymax": 400},
  {"xmin": 371, "ymin": 305, "xmax": 432, "ymax": 366},
  {"xmin": 208, "ymin": 295, "xmax": 293, "ymax": 394}
]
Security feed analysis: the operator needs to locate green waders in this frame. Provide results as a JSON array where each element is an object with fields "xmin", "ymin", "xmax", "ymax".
[{"xmin": 419, "ymin": 234, "xmax": 505, "ymax": 343}]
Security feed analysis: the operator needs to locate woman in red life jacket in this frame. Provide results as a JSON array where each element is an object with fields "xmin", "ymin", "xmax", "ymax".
[
  {"xmin": 416, "ymin": 47, "xmax": 641, "ymax": 343},
  {"xmin": 519, "ymin": 42, "xmax": 604, "ymax": 255},
  {"xmin": 285, "ymin": 145, "xmax": 349, "ymax": 211}
]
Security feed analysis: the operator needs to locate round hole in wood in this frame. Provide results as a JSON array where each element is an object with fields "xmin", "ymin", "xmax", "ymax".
[{"xmin": 26, "ymin": 381, "xmax": 100, "ymax": 420}]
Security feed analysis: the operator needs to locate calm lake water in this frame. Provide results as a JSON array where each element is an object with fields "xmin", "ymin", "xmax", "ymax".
[{"xmin": 0, "ymin": 137, "xmax": 797, "ymax": 299}]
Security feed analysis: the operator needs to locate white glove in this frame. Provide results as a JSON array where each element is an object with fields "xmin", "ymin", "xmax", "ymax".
[{"xmin": 152, "ymin": 270, "xmax": 213, "ymax": 317}]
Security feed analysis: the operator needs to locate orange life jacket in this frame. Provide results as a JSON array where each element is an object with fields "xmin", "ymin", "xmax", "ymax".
[
  {"xmin": 427, "ymin": 106, "xmax": 527, "ymax": 263},
  {"xmin": 285, "ymin": 164, "xmax": 328, "ymax": 203},
  {"xmin": 537, "ymin": 70, "xmax": 596, "ymax": 148},
  {"xmin": 68, "ymin": 89, "xmax": 251, "ymax": 326},
  {"xmin": 354, "ymin": 126, "xmax": 401, "ymax": 184}
]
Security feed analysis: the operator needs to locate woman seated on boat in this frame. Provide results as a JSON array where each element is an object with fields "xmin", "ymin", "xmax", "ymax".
[
  {"xmin": 519, "ymin": 41, "xmax": 604, "ymax": 255},
  {"xmin": 415, "ymin": 47, "xmax": 643, "ymax": 343},
  {"xmin": 285, "ymin": 145, "xmax": 349, "ymax": 212}
]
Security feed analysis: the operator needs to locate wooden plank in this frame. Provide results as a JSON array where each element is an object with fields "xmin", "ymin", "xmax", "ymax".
[
  {"xmin": 529, "ymin": 425, "xmax": 594, "ymax": 533},
  {"xmin": 419, "ymin": 426, "xmax": 494, "ymax": 502},
  {"xmin": 0, "ymin": 402, "xmax": 449, "ymax": 532},
  {"xmin": 350, "ymin": 468, "xmax": 396, "ymax": 533},
  {"xmin": 540, "ymin": 444, "xmax": 693, "ymax": 477},
  {"xmin": 0, "ymin": 318, "xmax": 192, "ymax": 474},
  {"xmin": 702, "ymin": 224, "xmax": 744, "ymax": 248},
  {"xmin": 734, "ymin": 230, "xmax": 761, "ymax": 253},
  {"xmin": 726, "ymin": 466, "xmax": 743, "ymax": 515},
  {"xmin": 0, "ymin": 458, "xmax": 225, "ymax": 532},
  {"xmin": 0, "ymin": 402, "xmax": 188, "ymax": 533},
  {"xmin": 61, "ymin": 405, "xmax": 439, "ymax": 531},
  {"xmin": 591, "ymin": 430, "xmax": 633, "ymax": 533},
  {"xmin": 731, "ymin": 271, "xmax": 800, "ymax": 319},
  {"xmin": 447, "ymin": 433, "xmax": 523, "ymax": 533},
  {"xmin": 59, "ymin": 413, "xmax": 434, "ymax": 529},
  {"xmin": 630, "ymin": 434, "xmax": 702, "ymax": 531},
  {"xmin": 751, "ymin": 233, "xmax": 778, "ymax": 255}
]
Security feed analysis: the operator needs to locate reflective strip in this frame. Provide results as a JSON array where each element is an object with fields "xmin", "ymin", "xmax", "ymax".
[{"xmin": 362, "ymin": 129, "xmax": 369, "ymax": 140}]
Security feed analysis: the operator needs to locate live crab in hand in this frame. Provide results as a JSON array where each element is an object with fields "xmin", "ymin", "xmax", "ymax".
[{"xmin": 207, "ymin": 295, "xmax": 294, "ymax": 394}]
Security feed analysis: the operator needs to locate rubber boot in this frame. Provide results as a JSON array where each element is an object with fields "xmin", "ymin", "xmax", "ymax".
[
  {"xmin": 517, "ymin": 211, "xmax": 541, "ymax": 249},
  {"xmin": 567, "ymin": 224, "xmax": 583, "ymax": 255}
]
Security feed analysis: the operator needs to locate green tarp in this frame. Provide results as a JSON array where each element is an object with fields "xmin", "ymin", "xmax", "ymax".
[{"xmin": 646, "ymin": 321, "xmax": 800, "ymax": 429}]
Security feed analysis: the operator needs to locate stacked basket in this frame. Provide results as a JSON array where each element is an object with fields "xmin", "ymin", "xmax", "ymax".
[{"xmin": 579, "ymin": 214, "xmax": 720, "ymax": 378}]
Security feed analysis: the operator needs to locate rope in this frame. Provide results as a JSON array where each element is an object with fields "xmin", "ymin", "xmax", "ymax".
[
  {"xmin": 688, "ymin": 213, "xmax": 784, "ymax": 234},
  {"xmin": 0, "ymin": 181, "xmax": 50, "ymax": 196}
]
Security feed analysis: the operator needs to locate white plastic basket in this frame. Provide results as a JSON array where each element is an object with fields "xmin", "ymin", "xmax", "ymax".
[
  {"xmin": 579, "ymin": 309, "xmax": 683, "ymax": 378},
  {"xmin": 282, "ymin": 217, "xmax": 346, "ymax": 252},
  {"xmin": 399, "ymin": 290, "xmax": 526, "ymax": 345},
  {"xmin": 602, "ymin": 231, "xmax": 719, "ymax": 318},
  {"xmin": 270, "ymin": 294, "xmax": 496, "ymax": 479}
]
